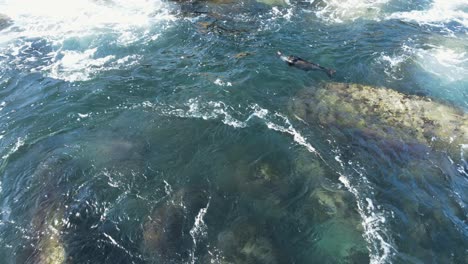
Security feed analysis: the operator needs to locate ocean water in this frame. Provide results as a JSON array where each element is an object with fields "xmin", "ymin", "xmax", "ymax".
[{"xmin": 0, "ymin": 0, "xmax": 466, "ymax": 263}]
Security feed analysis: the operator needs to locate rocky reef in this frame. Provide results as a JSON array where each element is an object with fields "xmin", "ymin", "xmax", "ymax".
[
  {"xmin": 289, "ymin": 82, "xmax": 467, "ymax": 159},
  {"xmin": 209, "ymin": 219, "xmax": 279, "ymax": 264}
]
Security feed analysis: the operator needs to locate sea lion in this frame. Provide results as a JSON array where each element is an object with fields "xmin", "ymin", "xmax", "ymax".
[{"xmin": 277, "ymin": 51, "xmax": 336, "ymax": 78}]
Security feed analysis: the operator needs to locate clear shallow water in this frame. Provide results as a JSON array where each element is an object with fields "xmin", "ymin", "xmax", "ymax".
[{"xmin": 0, "ymin": 0, "xmax": 467, "ymax": 263}]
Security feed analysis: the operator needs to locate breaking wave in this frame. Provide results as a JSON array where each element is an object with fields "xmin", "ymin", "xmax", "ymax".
[
  {"xmin": 0, "ymin": 0, "xmax": 176, "ymax": 81},
  {"xmin": 388, "ymin": 0, "xmax": 468, "ymax": 28}
]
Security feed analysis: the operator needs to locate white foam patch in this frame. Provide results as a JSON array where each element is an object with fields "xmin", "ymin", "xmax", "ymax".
[
  {"xmin": 414, "ymin": 45, "xmax": 468, "ymax": 82},
  {"xmin": 270, "ymin": 6, "xmax": 294, "ymax": 21},
  {"xmin": 39, "ymin": 50, "xmax": 142, "ymax": 82},
  {"xmin": 388, "ymin": 0, "xmax": 468, "ymax": 28},
  {"xmin": 0, "ymin": 0, "xmax": 176, "ymax": 81},
  {"xmin": 312, "ymin": 0, "xmax": 389, "ymax": 24},
  {"xmin": 377, "ymin": 38, "xmax": 468, "ymax": 83},
  {"xmin": 214, "ymin": 78, "xmax": 233, "ymax": 87},
  {"xmin": 43, "ymin": 48, "xmax": 113, "ymax": 82},
  {"xmin": 1, "ymin": 137, "xmax": 26, "ymax": 160}
]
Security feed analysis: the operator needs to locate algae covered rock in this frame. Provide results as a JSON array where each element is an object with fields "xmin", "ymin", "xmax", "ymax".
[
  {"xmin": 290, "ymin": 82, "xmax": 468, "ymax": 158},
  {"xmin": 142, "ymin": 187, "xmax": 210, "ymax": 262}
]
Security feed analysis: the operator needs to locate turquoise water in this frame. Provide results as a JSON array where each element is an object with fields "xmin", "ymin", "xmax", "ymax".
[{"xmin": 0, "ymin": 0, "xmax": 467, "ymax": 263}]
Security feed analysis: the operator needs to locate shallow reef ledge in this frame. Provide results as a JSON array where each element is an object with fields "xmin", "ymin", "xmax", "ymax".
[{"xmin": 289, "ymin": 82, "xmax": 468, "ymax": 159}]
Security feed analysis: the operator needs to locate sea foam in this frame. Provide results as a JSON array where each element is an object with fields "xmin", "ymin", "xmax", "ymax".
[{"xmin": 0, "ymin": 0, "xmax": 176, "ymax": 81}]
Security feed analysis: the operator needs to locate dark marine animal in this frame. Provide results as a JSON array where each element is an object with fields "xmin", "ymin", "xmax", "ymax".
[{"xmin": 277, "ymin": 51, "xmax": 336, "ymax": 78}]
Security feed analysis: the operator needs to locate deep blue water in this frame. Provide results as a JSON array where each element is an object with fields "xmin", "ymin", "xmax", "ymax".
[{"xmin": 0, "ymin": 0, "xmax": 467, "ymax": 263}]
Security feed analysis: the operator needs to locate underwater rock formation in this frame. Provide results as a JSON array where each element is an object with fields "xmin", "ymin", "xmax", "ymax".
[
  {"xmin": 14, "ymin": 156, "xmax": 69, "ymax": 264},
  {"xmin": 142, "ymin": 188, "xmax": 210, "ymax": 262},
  {"xmin": 34, "ymin": 208, "xmax": 66, "ymax": 264},
  {"xmin": 289, "ymin": 82, "xmax": 468, "ymax": 159},
  {"xmin": 210, "ymin": 219, "xmax": 279, "ymax": 264}
]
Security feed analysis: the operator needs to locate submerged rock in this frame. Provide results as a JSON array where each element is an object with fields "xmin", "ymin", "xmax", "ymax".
[
  {"xmin": 311, "ymin": 219, "xmax": 369, "ymax": 263},
  {"xmin": 17, "ymin": 210, "xmax": 67, "ymax": 264},
  {"xmin": 142, "ymin": 188, "xmax": 210, "ymax": 262},
  {"xmin": 15, "ymin": 156, "xmax": 69, "ymax": 264},
  {"xmin": 212, "ymin": 220, "xmax": 278, "ymax": 264},
  {"xmin": 294, "ymin": 149, "xmax": 325, "ymax": 181},
  {"xmin": 289, "ymin": 82, "xmax": 468, "ymax": 158},
  {"xmin": 233, "ymin": 52, "xmax": 254, "ymax": 59},
  {"xmin": 35, "ymin": 208, "xmax": 67, "ymax": 264},
  {"xmin": 311, "ymin": 189, "xmax": 346, "ymax": 218}
]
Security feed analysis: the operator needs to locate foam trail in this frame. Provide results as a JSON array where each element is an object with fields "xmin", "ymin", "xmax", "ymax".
[
  {"xmin": 189, "ymin": 199, "xmax": 210, "ymax": 264},
  {"xmin": 144, "ymin": 99, "xmax": 322, "ymax": 157},
  {"xmin": 264, "ymin": 112, "xmax": 319, "ymax": 155},
  {"xmin": 333, "ymin": 148, "xmax": 395, "ymax": 264},
  {"xmin": 1, "ymin": 137, "xmax": 26, "ymax": 160}
]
